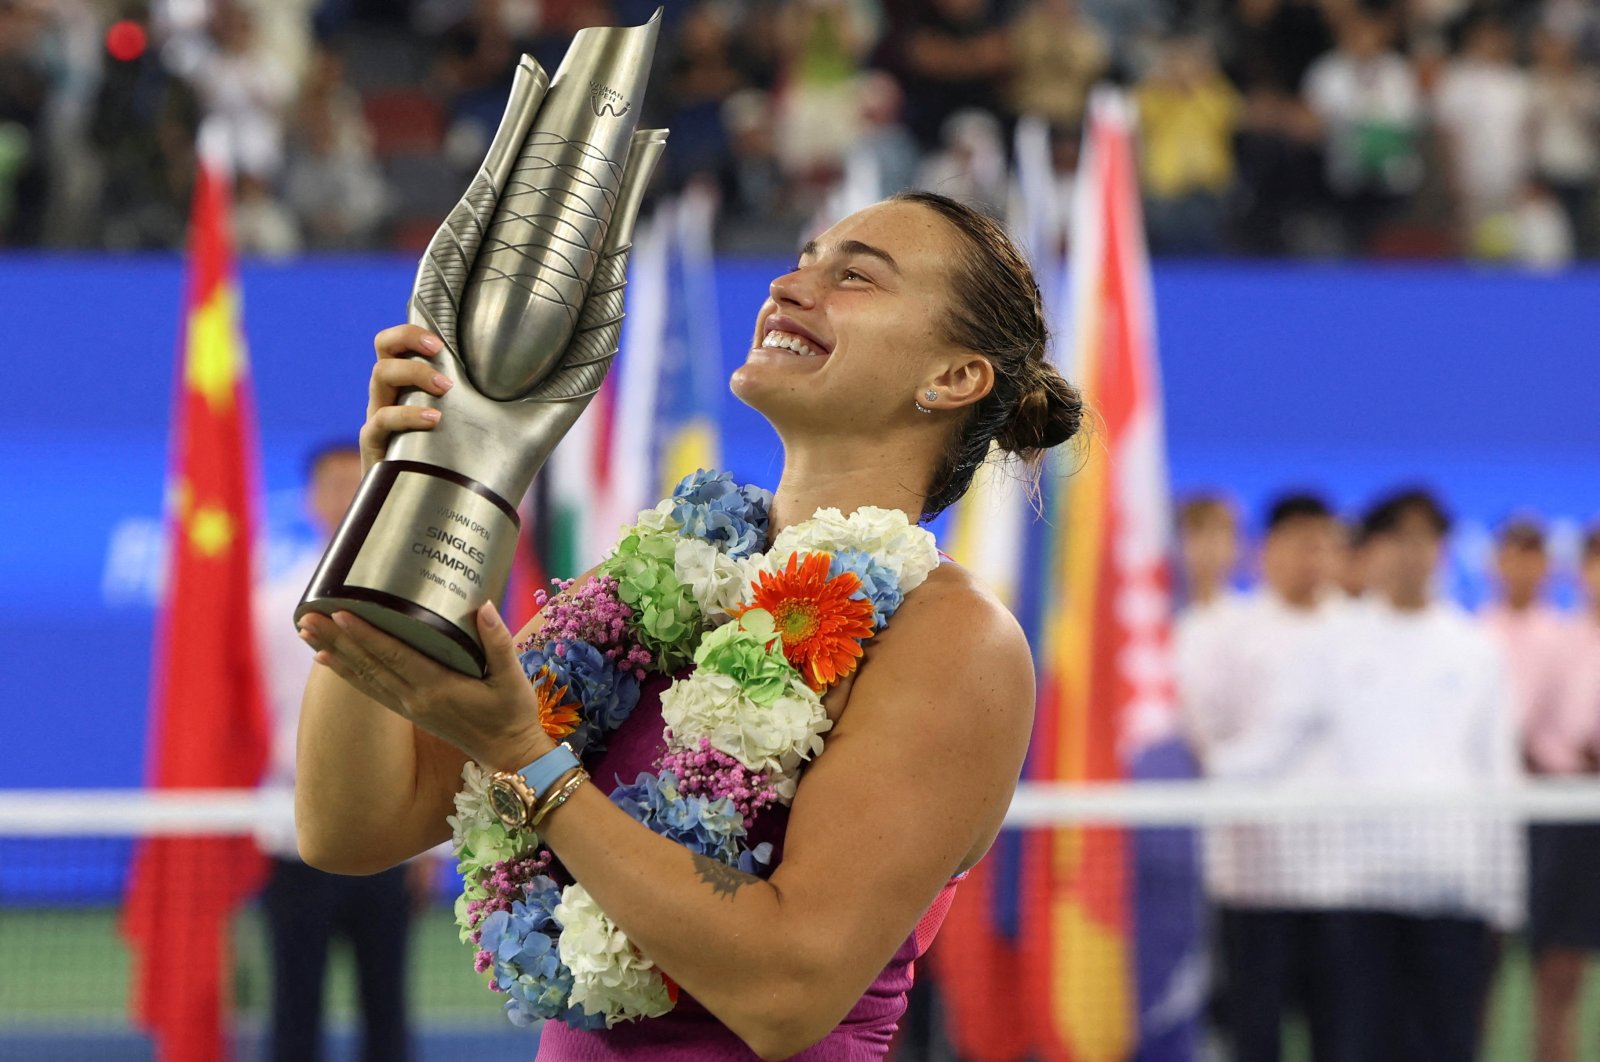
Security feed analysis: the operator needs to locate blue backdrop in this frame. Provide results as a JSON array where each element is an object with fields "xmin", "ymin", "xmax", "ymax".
[{"xmin": 4, "ymin": 255, "xmax": 1598, "ymax": 790}]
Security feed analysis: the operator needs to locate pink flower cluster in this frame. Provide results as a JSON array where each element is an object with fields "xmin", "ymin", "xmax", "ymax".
[
  {"xmin": 466, "ymin": 848, "xmax": 553, "ymax": 966},
  {"xmin": 519, "ymin": 576, "xmax": 653, "ymax": 679},
  {"xmin": 659, "ymin": 737, "xmax": 780, "ymax": 822}
]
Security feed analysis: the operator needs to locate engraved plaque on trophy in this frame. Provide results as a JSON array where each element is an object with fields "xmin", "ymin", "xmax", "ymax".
[{"xmin": 295, "ymin": 13, "xmax": 668, "ymax": 676}]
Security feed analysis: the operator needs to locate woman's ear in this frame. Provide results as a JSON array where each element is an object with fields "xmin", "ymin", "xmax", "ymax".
[{"xmin": 926, "ymin": 353, "xmax": 994, "ymax": 411}]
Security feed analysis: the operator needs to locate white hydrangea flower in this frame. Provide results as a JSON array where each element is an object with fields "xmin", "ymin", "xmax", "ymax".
[
  {"xmin": 448, "ymin": 762, "xmax": 523, "ymax": 872},
  {"xmin": 768, "ymin": 506, "xmax": 940, "ymax": 593},
  {"xmin": 615, "ymin": 505, "xmax": 680, "ymax": 546},
  {"xmin": 554, "ymin": 884, "xmax": 674, "ymax": 1026},
  {"xmin": 672, "ymin": 536, "xmax": 749, "ymax": 622},
  {"xmin": 448, "ymin": 762, "xmax": 497, "ymax": 849},
  {"xmin": 660, "ymin": 669, "xmax": 831, "ymax": 791}
]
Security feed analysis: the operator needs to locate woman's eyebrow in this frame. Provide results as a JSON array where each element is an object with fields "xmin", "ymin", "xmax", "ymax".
[{"xmin": 797, "ymin": 238, "xmax": 902, "ymax": 275}]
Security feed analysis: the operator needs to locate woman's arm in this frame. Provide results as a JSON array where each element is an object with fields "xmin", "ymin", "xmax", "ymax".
[
  {"xmin": 300, "ymin": 563, "xmax": 1034, "ymax": 1058},
  {"xmin": 294, "ymin": 322, "xmax": 579, "ymax": 871}
]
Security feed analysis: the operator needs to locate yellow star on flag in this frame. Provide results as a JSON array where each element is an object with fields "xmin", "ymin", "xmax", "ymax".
[
  {"xmin": 185, "ymin": 283, "xmax": 247, "ymax": 412},
  {"xmin": 188, "ymin": 504, "xmax": 235, "ymax": 558}
]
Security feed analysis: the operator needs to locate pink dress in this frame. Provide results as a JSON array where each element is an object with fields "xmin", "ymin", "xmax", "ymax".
[{"xmin": 535, "ymin": 673, "xmax": 965, "ymax": 1060}]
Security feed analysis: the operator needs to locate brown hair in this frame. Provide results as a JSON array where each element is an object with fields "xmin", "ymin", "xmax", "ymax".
[{"xmin": 894, "ymin": 191, "xmax": 1084, "ymax": 520}]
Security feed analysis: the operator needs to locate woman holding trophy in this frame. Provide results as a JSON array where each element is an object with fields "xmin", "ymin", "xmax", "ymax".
[{"xmin": 291, "ymin": 16, "xmax": 1082, "ymax": 1062}]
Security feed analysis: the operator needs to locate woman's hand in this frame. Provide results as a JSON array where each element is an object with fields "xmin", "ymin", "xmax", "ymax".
[
  {"xmin": 297, "ymin": 600, "xmax": 555, "ymax": 773},
  {"xmin": 360, "ymin": 324, "xmax": 455, "ymax": 474}
]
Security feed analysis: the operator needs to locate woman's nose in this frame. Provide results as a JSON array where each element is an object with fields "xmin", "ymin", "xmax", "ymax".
[{"xmin": 769, "ymin": 267, "xmax": 817, "ymax": 308}]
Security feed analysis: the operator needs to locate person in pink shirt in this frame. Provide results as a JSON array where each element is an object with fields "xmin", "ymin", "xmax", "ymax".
[
  {"xmin": 1533, "ymin": 527, "xmax": 1600, "ymax": 1062},
  {"xmin": 1481, "ymin": 519, "xmax": 1576, "ymax": 774}
]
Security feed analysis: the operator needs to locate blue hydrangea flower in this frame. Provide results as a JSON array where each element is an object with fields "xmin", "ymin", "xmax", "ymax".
[
  {"xmin": 668, "ymin": 470, "xmax": 773, "ymax": 559},
  {"xmin": 519, "ymin": 640, "xmax": 641, "ymax": 747},
  {"xmin": 610, "ymin": 770, "xmax": 759, "ymax": 865},
  {"xmin": 478, "ymin": 876, "xmax": 603, "ymax": 1030},
  {"xmin": 828, "ymin": 548, "xmax": 904, "ymax": 630}
]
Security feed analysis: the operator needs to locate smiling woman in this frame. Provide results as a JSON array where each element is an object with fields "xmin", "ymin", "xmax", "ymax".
[{"xmin": 293, "ymin": 191, "xmax": 1084, "ymax": 1060}]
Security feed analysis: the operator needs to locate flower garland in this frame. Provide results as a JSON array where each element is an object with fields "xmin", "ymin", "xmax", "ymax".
[{"xmin": 448, "ymin": 470, "xmax": 940, "ymax": 1029}]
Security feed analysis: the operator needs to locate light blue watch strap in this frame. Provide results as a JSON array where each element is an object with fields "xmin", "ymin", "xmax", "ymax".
[{"xmin": 517, "ymin": 743, "xmax": 581, "ymax": 798}]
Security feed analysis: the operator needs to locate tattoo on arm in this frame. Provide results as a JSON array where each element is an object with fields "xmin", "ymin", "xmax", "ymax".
[{"xmin": 691, "ymin": 852, "xmax": 757, "ymax": 900}]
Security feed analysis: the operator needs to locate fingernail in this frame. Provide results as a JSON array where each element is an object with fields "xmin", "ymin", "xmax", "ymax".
[
  {"xmin": 432, "ymin": 373, "xmax": 453, "ymax": 392},
  {"xmin": 420, "ymin": 409, "xmax": 441, "ymax": 422},
  {"xmin": 420, "ymin": 335, "xmax": 442, "ymax": 353},
  {"xmin": 331, "ymin": 612, "xmax": 349, "ymax": 628}
]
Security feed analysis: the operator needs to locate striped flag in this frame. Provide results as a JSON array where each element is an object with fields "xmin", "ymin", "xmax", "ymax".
[
  {"xmin": 933, "ymin": 90, "xmax": 1180, "ymax": 1060},
  {"xmin": 654, "ymin": 186, "xmax": 723, "ymax": 496},
  {"xmin": 121, "ymin": 160, "xmax": 271, "ymax": 1062}
]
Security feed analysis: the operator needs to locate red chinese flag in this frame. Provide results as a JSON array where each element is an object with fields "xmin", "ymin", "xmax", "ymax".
[{"xmin": 121, "ymin": 162, "xmax": 272, "ymax": 1062}]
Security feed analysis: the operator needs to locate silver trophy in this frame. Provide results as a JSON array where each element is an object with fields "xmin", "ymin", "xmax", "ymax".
[{"xmin": 296, "ymin": 13, "xmax": 668, "ymax": 676}]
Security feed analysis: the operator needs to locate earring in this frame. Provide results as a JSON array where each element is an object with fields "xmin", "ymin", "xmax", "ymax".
[{"xmin": 915, "ymin": 389, "xmax": 937, "ymax": 414}]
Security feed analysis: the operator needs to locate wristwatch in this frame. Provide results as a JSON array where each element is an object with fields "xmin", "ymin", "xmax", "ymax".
[{"xmin": 488, "ymin": 743, "xmax": 581, "ymax": 831}]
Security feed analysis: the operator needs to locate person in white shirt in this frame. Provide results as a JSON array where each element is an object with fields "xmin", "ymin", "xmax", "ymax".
[
  {"xmin": 1302, "ymin": 9, "xmax": 1423, "ymax": 251},
  {"xmin": 1327, "ymin": 489, "xmax": 1521, "ymax": 1062},
  {"xmin": 1434, "ymin": 17, "xmax": 1533, "ymax": 253},
  {"xmin": 1178, "ymin": 493, "xmax": 1353, "ymax": 1062},
  {"xmin": 255, "ymin": 442, "xmax": 425, "ymax": 1062}
]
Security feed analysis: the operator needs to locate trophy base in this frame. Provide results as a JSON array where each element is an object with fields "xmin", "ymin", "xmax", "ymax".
[{"xmin": 295, "ymin": 460, "xmax": 521, "ymax": 678}]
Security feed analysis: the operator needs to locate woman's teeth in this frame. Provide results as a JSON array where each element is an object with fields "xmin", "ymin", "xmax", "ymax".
[{"xmin": 762, "ymin": 330, "xmax": 823, "ymax": 358}]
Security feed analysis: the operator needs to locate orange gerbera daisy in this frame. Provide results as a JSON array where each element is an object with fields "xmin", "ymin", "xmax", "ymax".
[
  {"xmin": 738, "ymin": 552, "xmax": 876, "ymax": 691},
  {"xmin": 530, "ymin": 666, "xmax": 581, "ymax": 741}
]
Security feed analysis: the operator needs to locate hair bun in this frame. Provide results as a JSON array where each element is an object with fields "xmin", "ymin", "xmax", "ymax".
[{"xmin": 996, "ymin": 364, "xmax": 1083, "ymax": 456}]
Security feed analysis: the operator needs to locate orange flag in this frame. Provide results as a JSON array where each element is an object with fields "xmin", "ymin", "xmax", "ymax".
[{"xmin": 121, "ymin": 161, "xmax": 272, "ymax": 1062}]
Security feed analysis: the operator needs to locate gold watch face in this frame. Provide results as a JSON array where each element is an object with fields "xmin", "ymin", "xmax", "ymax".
[{"xmin": 488, "ymin": 778, "xmax": 528, "ymax": 829}]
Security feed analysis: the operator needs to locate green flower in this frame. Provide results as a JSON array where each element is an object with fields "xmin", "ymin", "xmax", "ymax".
[
  {"xmin": 600, "ymin": 528, "xmax": 702, "ymax": 670},
  {"xmin": 457, "ymin": 821, "xmax": 520, "ymax": 873},
  {"xmin": 693, "ymin": 610, "xmax": 796, "ymax": 705}
]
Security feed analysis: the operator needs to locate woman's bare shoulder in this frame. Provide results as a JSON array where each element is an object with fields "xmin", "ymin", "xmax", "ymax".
[
  {"xmin": 889, "ymin": 560, "xmax": 1029, "ymax": 656},
  {"xmin": 842, "ymin": 559, "xmax": 1035, "ymax": 731}
]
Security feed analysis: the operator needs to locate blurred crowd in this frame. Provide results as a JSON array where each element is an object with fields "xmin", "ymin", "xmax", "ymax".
[
  {"xmin": 1175, "ymin": 490, "xmax": 1600, "ymax": 1061},
  {"xmin": 3, "ymin": 0, "xmax": 1599, "ymax": 262}
]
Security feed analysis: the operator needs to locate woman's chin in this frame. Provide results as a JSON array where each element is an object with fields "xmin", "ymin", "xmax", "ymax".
[{"xmin": 730, "ymin": 350, "xmax": 830, "ymax": 407}]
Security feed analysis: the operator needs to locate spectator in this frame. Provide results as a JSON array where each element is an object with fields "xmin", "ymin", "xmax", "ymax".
[
  {"xmin": 90, "ymin": 16, "xmax": 202, "ymax": 251},
  {"xmin": 186, "ymin": 2, "xmax": 294, "ymax": 181},
  {"xmin": 1222, "ymin": 0, "xmax": 1333, "ymax": 98},
  {"xmin": 772, "ymin": 0, "xmax": 876, "ymax": 184},
  {"xmin": 1005, "ymin": 0, "xmax": 1107, "ymax": 134},
  {"xmin": 1529, "ymin": 527, "xmax": 1600, "ymax": 1062},
  {"xmin": 1224, "ymin": 0, "xmax": 1331, "ymax": 254},
  {"xmin": 1328, "ymin": 489, "xmax": 1520, "ymax": 1062},
  {"xmin": 0, "ymin": 0, "xmax": 52, "ymax": 246},
  {"xmin": 884, "ymin": 0, "xmax": 1011, "ymax": 151},
  {"xmin": 1176, "ymin": 493, "xmax": 1353, "ymax": 1062},
  {"xmin": 1514, "ymin": 176, "xmax": 1576, "ymax": 270},
  {"xmin": 1303, "ymin": 9, "xmax": 1424, "ymax": 252},
  {"xmin": 282, "ymin": 44, "xmax": 389, "ymax": 250},
  {"xmin": 1133, "ymin": 35, "xmax": 1240, "ymax": 255},
  {"xmin": 661, "ymin": 1, "xmax": 745, "ymax": 191},
  {"xmin": 918, "ymin": 108, "xmax": 1009, "ymax": 219},
  {"xmin": 1175, "ymin": 493, "xmax": 1241, "ymax": 611},
  {"xmin": 1434, "ymin": 16, "xmax": 1532, "ymax": 258},
  {"xmin": 720, "ymin": 88, "xmax": 785, "ymax": 233},
  {"xmin": 233, "ymin": 171, "xmax": 301, "ymax": 257},
  {"xmin": 1527, "ymin": 27, "xmax": 1600, "ymax": 253},
  {"xmin": 254, "ymin": 442, "xmax": 429, "ymax": 1062}
]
